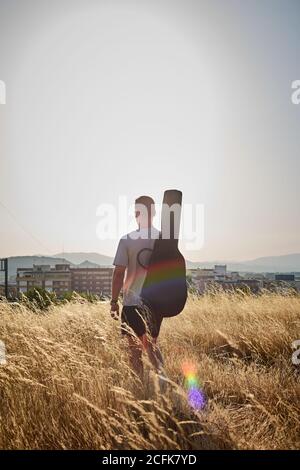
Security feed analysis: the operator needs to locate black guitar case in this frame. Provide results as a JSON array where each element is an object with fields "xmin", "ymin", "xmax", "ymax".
[{"xmin": 139, "ymin": 189, "xmax": 187, "ymax": 318}]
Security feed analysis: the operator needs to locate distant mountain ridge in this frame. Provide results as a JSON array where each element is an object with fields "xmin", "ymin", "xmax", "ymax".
[
  {"xmin": 187, "ymin": 253, "xmax": 300, "ymax": 273},
  {"xmin": 1, "ymin": 253, "xmax": 114, "ymax": 281},
  {"xmin": 2, "ymin": 255, "xmax": 74, "ymax": 279},
  {"xmin": 54, "ymin": 252, "xmax": 113, "ymax": 266},
  {"xmin": 76, "ymin": 260, "xmax": 102, "ymax": 269},
  {"xmin": 2, "ymin": 252, "xmax": 300, "ymax": 281},
  {"xmin": 54, "ymin": 252, "xmax": 300, "ymax": 272}
]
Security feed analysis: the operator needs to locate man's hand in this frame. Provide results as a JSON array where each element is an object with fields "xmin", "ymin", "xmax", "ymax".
[
  {"xmin": 111, "ymin": 265, "xmax": 126, "ymax": 320},
  {"xmin": 110, "ymin": 300, "xmax": 119, "ymax": 320}
]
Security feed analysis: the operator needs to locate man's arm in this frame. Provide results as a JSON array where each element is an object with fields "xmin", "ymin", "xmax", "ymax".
[
  {"xmin": 111, "ymin": 237, "xmax": 128, "ymax": 315},
  {"xmin": 110, "ymin": 265, "xmax": 126, "ymax": 315}
]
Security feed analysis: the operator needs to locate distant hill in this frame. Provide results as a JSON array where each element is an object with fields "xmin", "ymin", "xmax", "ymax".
[
  {"xmin": 54, "ymin": 252, "xmax": 113, "ymax": 266},
  {"xmin": 187, "ymin": 253, "xmax": 300, "ymax": 273},
  {"xmin": 76, "ymin": 260, "xmax": 102, "ymax": 269},
  {"xmin": 2, "ymin": 256, "xmax": 73, "ymax": 279},
  {"xmin": 2, "ymin": 252, "xmax": 300, "ymax": 282},
  {"xmin": 57, "ymin": 251, "xmax": 300, "ymax": 272},
  {"xmin": 239, "ymin": 253, "xmax": 300, "ymax": 273},
  {"xmin": 0, "ymin": 253, "xmax": 113, "ymax": 281}
]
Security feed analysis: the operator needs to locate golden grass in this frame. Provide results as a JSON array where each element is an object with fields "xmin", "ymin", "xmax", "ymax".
[{"xmin": 0, "ymin": 292, "xmax": 299, "ymax": 450}]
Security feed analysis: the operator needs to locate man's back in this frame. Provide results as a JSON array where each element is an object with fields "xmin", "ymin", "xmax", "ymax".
[{"xmin": 113, "ymin": 226, "xmax": 160, "ymax": 306}]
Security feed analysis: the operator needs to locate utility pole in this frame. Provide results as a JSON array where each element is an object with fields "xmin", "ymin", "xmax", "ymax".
[{"xmin": 0, "ymin": 258, "xmax": 8, "ymax": 298}]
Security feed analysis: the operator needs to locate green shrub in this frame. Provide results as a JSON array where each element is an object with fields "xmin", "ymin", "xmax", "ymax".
[{"xmin": 23, "ymin": 287, "xmax": 56, "ymax": 310}]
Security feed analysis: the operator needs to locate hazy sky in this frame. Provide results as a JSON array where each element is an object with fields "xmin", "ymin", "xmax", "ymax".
[{"xmin": 0, "ymin": 0, "xmax": 299, "ymax": 261}]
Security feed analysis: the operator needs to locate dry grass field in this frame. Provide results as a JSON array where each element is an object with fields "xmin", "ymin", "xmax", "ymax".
[{"xmin": 0, "ymin": 292, "xmax": 299, "ymax": 450}]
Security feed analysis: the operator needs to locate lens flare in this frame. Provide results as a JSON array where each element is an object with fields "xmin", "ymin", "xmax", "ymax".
[{"xmin": 182, "ymin": 361, "xmax": 206, "ymax": 411}]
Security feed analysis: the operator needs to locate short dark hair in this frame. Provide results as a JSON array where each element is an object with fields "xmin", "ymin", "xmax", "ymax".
[{"xmin": 135, "ymin": 195, "xmax": 155, "ymax": 217}]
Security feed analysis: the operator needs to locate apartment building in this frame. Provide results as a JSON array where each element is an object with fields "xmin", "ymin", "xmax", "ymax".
[
  {"xmin": 214, "ymin": 265, "xmax": 227, "ymax": 281},
  {"xmin": 16, "ymin": 264, "xmax": 113, "ymax": 298},
  {"xmin": 17, "ymin": 264, "xmax": 71, "ymax": 297},
  {"xmin": 188, "ymin": 265, "xmax": 227, "ymax": 293},
  {"xmin": 71, "ymin": 267, "xmax": 113, "ymax": 296}
]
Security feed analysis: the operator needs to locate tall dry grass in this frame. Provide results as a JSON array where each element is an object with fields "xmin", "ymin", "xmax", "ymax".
[{"xmin": 0, "ymin": 292, "xmax": 299, "ymax": 450}]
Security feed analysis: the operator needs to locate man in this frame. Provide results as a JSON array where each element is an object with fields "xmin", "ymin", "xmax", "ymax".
[{"xmin": 110, "ymin": 195, "xmax": 164, "ymax": 377}]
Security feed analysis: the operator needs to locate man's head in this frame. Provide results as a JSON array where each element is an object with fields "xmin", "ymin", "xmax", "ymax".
[{"xmin": 135, "ymin": 195, "xmax": 155, "ymax": 228}]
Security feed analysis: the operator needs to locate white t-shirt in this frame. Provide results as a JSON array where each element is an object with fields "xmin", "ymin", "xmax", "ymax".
[{"xmin": 113, "ymin": 227, "xmax": 160, "ymax": 306}]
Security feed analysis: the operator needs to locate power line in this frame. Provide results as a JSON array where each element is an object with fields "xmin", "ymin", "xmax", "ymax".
[{"xmin": 0, "ymin": 199, "xmax": 52, "ymax": 255}]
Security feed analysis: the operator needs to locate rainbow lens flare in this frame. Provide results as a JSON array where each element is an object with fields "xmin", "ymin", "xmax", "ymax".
[{"xmin": 182, "ymin": 361, "xmax": 206, "ymax": 411}]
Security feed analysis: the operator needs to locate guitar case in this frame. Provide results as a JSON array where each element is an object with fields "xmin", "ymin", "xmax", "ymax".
[{"xmin": 139, "ymin": 189, "xmax": 187, "ymax": 317}]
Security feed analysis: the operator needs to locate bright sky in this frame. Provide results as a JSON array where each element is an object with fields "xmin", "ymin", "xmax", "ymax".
[{"xmin": 0, "ymin": 0, "xmax": 299, "ymax": 261}]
